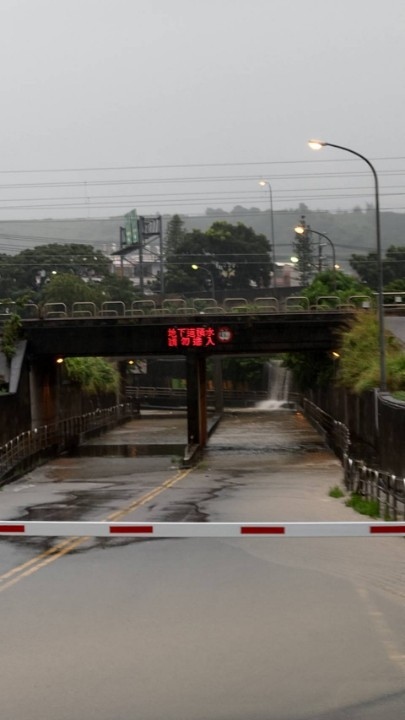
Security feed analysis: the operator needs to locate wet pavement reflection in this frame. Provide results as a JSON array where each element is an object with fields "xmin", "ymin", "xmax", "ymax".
[{"xmin": 0, "ymin": 406, "xmax": 343, "ymax": 561}]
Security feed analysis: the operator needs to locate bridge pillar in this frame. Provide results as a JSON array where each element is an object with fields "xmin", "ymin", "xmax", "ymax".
[
  {"xmin": 29, "ymin": 358, "xmax": 58, "ymax": 429},
  {"xmin": 186, "ymin": 355, "xmax": 207, "ymax": 447},
  {"xmin": 213, "ymin": 357, "xmax": 224, "ymax": 413}
]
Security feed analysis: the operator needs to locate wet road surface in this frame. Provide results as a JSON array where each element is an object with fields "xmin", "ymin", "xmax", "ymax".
[{"xmin": 1, "ymin": 408, "xmax": 405, "ymax": 719}]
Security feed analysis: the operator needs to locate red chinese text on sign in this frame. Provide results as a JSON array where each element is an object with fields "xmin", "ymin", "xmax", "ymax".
[{"xmin": 166, "ymin": 326, "xmax": 217, "ymax": 348}]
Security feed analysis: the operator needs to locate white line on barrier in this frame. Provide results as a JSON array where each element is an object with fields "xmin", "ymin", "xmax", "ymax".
[{"xmin": 1, "ymin": 521, "xmax": 405, "ymax": 538}]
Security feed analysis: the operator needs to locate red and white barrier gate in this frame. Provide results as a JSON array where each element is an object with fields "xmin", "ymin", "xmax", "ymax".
[{"xmin": 1, "ymin": 521, "xmax": 405, "ymax": 538}]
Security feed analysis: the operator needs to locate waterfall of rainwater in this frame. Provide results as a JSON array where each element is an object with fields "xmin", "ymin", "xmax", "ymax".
[{"xmin": 257, "ymin": 361, "xmax": 292, "ymax": 410}]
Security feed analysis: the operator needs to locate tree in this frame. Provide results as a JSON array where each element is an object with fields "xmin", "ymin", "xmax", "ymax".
[
  {"xmin": 282, "ymin": 350, "xmax": 335, "ymax": 391},
  {"xmin": 98, "ymin": 273, "xmax": 140, "ymax": 305},
  {"xmin": 164, "ymin": 221, "xmax": 271, "ymax": 297},
  {"xmin": 282, "ymin": 269, "xmax": 373, "ymax": 390},
  {"xmin": 1, "ymin": 313, "xmax": 22, "ymax": 363},
  {"xmin": 219, "ymin": 357, "xmax": 266, "ymax": 391},
  {"xmin": 0, "ymin": 243, "xmax": 111, "ymax": 300},
  {"xmin": 64, "ymin": 357, "xmax": 119, "ymax": 394},
  {"xmin": 41, "ymin": 273, "xmax": 106, "ymax": 309},
  {"xmin": 301, "ymin": 269, "xmax": 372, "ymax": 308},
  {"xmin": 350, "ymin": 245, "xmax": 405, "ymax": 290},
  {"xmin": 165, "ymin": 214, "xmax": 186, "ymax": 254},
  {"xmin": 0, "ymin": 253, "xmax": 18, "ymax": 297},
  {"xmin": 349, "ymin": 251, "xmax": 378, "ymax": 289},
  {"xmin": 337, "ymin": 313, "xmax": 405, "ymax": 393},
  {"xmin": 384, "ymin": 246, "xmax": 405, "ymax": 284},
  {"xmin": 292, "ymin": 219, "xmax": 316, "ymax": 287}
]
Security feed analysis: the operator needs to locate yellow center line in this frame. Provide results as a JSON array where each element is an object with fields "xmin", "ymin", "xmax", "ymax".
[
  {"xmin": 0, "ymin": 538, "xmax": 79, "ymax": 582},
  {"xmin": 0, "ymin": 538, "xmax": 86, "ymax": 593},
  {"xmin": 107, "ymin": 467, "xmax": 192, "ymax": 521},
  {"xmin": 0, "ymin": 466, "xmax": 193, "ymax": 593}
]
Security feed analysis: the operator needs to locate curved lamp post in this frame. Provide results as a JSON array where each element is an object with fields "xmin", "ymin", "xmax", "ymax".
[
  {"xmin": 308, "ymin": 140, "xmax": 386, "ymax": 391},
  {"xmin": 191, "ymin": 264, "xmax": 215, "ymax": 299},
  {"xmin": 259, "ymin": 180, "xmax": 277, "ymax": 288},
  {"xmin": 294, "ymin": 224, "xmax": 337, "ymax": 289}
]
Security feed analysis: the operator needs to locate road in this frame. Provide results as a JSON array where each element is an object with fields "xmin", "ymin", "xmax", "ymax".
[{"xmin": 1, "ymin": 409, "xmax": 405, "ymax": 720}]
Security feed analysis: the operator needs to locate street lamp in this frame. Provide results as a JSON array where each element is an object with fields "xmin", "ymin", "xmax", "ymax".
[
  {"xmin": 308, "ymin": 139, "xmax": 386, "ymax": 391},
  {"xmin": 191, "ymin": 264, "xmax": 215, "ymax": 299},
  {"xmin": 294, "ymin": 224, "xmax": 337, "ymax": 289},
  {"xmin": 259, "ymin": 180, "xmax": 277, "ymax": 288}
]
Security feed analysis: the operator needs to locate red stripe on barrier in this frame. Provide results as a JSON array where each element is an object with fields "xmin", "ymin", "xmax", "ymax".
[
  {"xmin": 240, "ymin": 526, "xmax": 285, "ymax": 535},
  {"xmin": 0, "ymin": 524, "xmax": 25, "ymax": 533},
  {"xmin": 109, "ymin": 525, "xmax": 154, "ymax": 535},
  {"xmin": 370, "ymin": 525, "xmax": 405, "ymax": 534}
]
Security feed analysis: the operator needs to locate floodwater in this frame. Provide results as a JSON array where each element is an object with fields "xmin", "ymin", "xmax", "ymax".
[{"xmin": 0, "ymin": 407, "xmax": 335, "ymax": 535}]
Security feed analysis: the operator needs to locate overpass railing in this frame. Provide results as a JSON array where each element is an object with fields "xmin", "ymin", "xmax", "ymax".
[
  {"xmin": 1, "ymin": 292, "xmax": 404, "ymax": 321},
  {"xmin": 0, "ymin": 403, "xmax": 133, "ymax": 485},
  {"xmin": 0, "ymin": 294, "xmax": 389, "ymax": 321},
  {"xmin": 2, "ymin": 291, "xmax": 405, "ymax": 322}
]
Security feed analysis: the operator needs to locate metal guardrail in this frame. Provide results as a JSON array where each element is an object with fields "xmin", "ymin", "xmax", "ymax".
[
  {"xmin": 1, "ymin": 292, "xmax": 405, "ymax": 322},
  {"xmin": 0, "ymin": 404, "xmax": 133, "ymax": 485},
  {"xmin": 1, "ymin": 292, "xmax": 405, "ymax": 323},
  {"xmin": 302, "ymin": 398, "xmax": 405, "ymax": 520},
  {"xmin": 0, "ymin": 295, "xmax": 364, "ymax": 321},
  {"xmin": 342, "ymin": 457, "xmax": 405, "ymax": 521}
]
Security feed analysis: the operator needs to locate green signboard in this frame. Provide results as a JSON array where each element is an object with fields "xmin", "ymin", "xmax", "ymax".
[{"xmin": 123, "ymin": 209, "xmax": 139, "ymax": 248}]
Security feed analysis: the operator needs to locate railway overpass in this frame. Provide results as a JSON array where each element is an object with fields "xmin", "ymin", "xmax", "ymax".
[{"xmin": 8, "ymin": 302, "xmax": 350, "ymax": 456}]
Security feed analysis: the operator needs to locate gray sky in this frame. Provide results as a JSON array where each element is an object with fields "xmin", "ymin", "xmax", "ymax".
[{"xmin": 0, "ymin": 0, "xmax": 404, "ymax": 220}]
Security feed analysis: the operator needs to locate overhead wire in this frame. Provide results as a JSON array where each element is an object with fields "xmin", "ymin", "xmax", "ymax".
[
  {"xmin": 1, "ymin": 168, "xmax": 405, "ymax": 192},
  {"xmin": 0, "ymin": 154, "xmax": 405, "ymax": 174},
  {"xmin": 0, "ymin": 156, "xmax": 404, "ymax": 253}
]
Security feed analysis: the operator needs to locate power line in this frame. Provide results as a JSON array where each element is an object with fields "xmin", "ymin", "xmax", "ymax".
[
  {"xmin": 3, "ymin": 183, "xmax": 405, "ymax": 205},
  {"xmin": 1, "ymin": 191, "xmax": 404, "ymax": 213},
  {"xmin": 1, "ymin": 169, "xmax": 405, "ymax": 192},
  {"xmin": 0, "ymin": 155, "xmax": 405, "ymax": 174}
]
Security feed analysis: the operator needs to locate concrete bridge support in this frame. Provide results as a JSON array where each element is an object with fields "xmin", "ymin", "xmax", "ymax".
[
  {"xmin": 213, "ymin": 357, "xmax": 224, "ymax": 414},
  {"xmin": 29, "ymin": 358, "xmax": 59, "ymax": 430},
  {"xmin": 186, "ymin": 355, "xmax": 208, "ymax": 448}
]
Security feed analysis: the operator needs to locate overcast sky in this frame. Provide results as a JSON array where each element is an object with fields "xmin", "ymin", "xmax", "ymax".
[{"xmin": 0, "ymin": 0, "xmax": 404, "ymax": 221}]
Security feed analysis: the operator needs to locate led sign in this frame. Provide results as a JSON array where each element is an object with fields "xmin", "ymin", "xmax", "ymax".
[
  {"xmin": 167, "ymin": 326, "xmax": 215, "ymax": 348},
  {"xmin": 166, "ymin": 325, "xmax": 233, "ymax": 349}
]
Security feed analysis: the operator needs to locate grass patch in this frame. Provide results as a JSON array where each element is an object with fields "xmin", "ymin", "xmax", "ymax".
[
  {"xmin": 329, "ymin": 485, "xmax": 345, "ymax": 499},
  {"xmin": 345, "ymin": 493, "xmax": 380, "ymax": 518}
]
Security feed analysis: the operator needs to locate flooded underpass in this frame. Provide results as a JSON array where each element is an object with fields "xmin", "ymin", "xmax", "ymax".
[
  {"xmin": 2, "ymin": 407, "xmax": 405, "ymax": 720},
  {"xmin": 0, "ymin": 407, "xmax": 340, "ymax": 539}
]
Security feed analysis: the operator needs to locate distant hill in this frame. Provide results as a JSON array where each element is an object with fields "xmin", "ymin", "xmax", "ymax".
[
  {"xmin": 0, "ymin": 217, "xmax": 125, "ymax": 255},
  {"xmin": 1, "ymin": 205, "xmax": 404, "ymax": 266}
]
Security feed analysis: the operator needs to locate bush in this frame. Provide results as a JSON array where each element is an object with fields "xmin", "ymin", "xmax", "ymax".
[
  {"xmin": 64, "ymin": 357, "xmax": 119, "ymax": 394},
  {"xmin": 329, "ymin": 485, "xmax": 345, "ymax": 498},
  {"xmin": 345, "ymin": 494, "xmax": 380, "ymax": 518}
]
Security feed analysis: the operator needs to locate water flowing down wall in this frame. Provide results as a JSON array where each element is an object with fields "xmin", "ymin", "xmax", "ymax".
[{"xmin": 257, "ymin": 361, "xmax": 292, "ymax": 411}]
